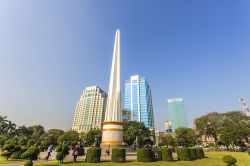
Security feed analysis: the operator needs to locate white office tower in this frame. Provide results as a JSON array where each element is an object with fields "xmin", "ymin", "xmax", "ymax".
[
  {"xmin": 164, "ymin": 120, "xmax": 172, "ymax": 133},
  {"xmin": 101, "ymin": 29, "xmax": 123, "ymax": 147},
  {"xmin": 72, "ymin": 86, "xmax": 107, "ymax": 133}
]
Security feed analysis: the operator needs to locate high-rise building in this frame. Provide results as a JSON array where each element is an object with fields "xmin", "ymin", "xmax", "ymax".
[
  {"xmin": 72, "ymin": 86, "xmax": 107, "ymax": 133},
  {"xmin": 124, "ymin": 75, "xmax": 154, "ymax": 129},
  {"xmin": 164, "ymin": 120, "xmax": 172, "ymax": 133},
  {"xmin": 167, "ymin": 98, "xmax": 188, "ymax": 132}
]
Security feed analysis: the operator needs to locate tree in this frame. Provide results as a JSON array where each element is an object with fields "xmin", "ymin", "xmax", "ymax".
[
  {"xmin": 1, "ymin": 139, "xmax": 20, "ymax": 160},
  {"xmin": 219, "ymin": 111, "xmax": 250, "ymax": 150},
  {"xmin": 16, "ymin": 125, "xmax": 33, "ymax": 138},
  {"xmin": 40, "ymin": 129, "xmax": 64, "ymax": 146},
  {"xmin": 21, "ymin": 146, "xmax": 40, "ymax": 161},
  {"xmin": 57, "ymin": 131, "xmax": 79, "ymax": 145},
  {"xmin": 85, "ymin": 130, "xmax": 102, "ymax": 147},
  {"xmin": 194, "ymin": 112, "xmax": 222, "ymax": 145},
  {"xmin": 175, "ymin": 127, "xmax": 197, "ymax": 147},
  {"xmin": 0, "ymin": 116, "xmax": 8, "ymax": 134},
  {"xmin": 123, "ymin": 121, "xmax": 152, "ymax": 147},
  {"xmin": 28, "ymin": 125, "xmax": 45, "ymax": 140},
  {"xmin": 159, "ymin": 133, "xmax": 176, "ymax": 147},
  {"xmin": 55, "ymin": 144, "xmax": 70, "ymax": 163}
]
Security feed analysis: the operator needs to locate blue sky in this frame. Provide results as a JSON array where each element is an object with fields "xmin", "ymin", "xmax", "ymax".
[{"xmin": 0, "ymin": 0, "xmax": 250, "ymax": 131}]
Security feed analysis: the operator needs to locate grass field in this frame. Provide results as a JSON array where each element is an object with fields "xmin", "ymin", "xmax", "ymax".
[
  {"xmin": 33, "ymin": 152, "xmax": 250, "ymax": 166},
  {"xmin": 0, "ymin": 155, "xmax": 23, "ymax": 164},
  {"xmin": 0, "ymin": 152, "xmax": 249, "ymax": 166}
]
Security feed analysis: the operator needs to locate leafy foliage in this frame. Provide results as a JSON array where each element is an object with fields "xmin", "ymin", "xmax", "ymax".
[
  {"xmin": 194, "ymin": 111, "xmax": 250, "ymax": 149},
  {"xmin": 222, "ymin": 155, "xmax": 237, "ymax": 166},
  {"xmin": 86, "ymin": 148, "xmax": 101, "ymax": 163},
  {"xmin": 111, "ymin": 148, "xmax": 126, "ymax": 162},
  {"xmin": 57, "ymin": 131, "xmax": 79, "ymax": 145},
  {"xmin": 158, "ymin": 133, "xmax": 176, "ymax": 147},
  {"xmin": 189, "ymin": 148, "xmax": 197, "ymax": 160},
  {"xmin": 136, "ymin": 148, "xmax": 153, "ymax": 162},
  {"xmin": 160, "ymin": 148, "xmax": 173, "ymax": 161},
  {"xmin": 194, "ymin": 112, "xmax": 221, "ymax": 145},
  {"xmin": 177, "ymin": 147, "xmax": 192, "ymax": 161},
  {"xmin": 21, "ymin": 146, "xmax": 40, "ymax": 161},
  {"xmin": 123, "ymin": 121, "xmax": 152, "ymax": 147},
  {"xmin": 55, "ymin": 144, "xmax": 70, "ymax": 163},
  {"xmin": 85, "ymin": 130, "xmax": 102, "ymax": 147},
  {"xmin": 196, "ymin": 148, "xmax": 205, "ymax": 159},
  {"xmin": 175, "ymin": 127, "xmax": 197, "ymax": 147},
  {"xmin": 24, "ymin": 161, "xmax": 33, "ymax": 166}
]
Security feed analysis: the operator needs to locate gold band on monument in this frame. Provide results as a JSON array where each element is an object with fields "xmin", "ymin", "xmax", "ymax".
[
  {"xmin": 101, "ymin": 141, "xmax": 123, "ymax": 145},
  {"xmin": 102, "ymin": 121, "xmax": 123, "ymax": 125},
  {"xmin": 102, "ymin": 128, "xmax": 123, "ymax": 131}
]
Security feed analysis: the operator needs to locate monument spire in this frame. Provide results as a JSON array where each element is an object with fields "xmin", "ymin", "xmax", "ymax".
[
  {"xmin": 101, "ymin": 29, "xmax": 123, "ymax": 147},
  {"xmin": 104, "ymin": 29, "xmax": 121, "ymax": 122}
]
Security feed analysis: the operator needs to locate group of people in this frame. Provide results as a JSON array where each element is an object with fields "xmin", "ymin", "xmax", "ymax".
[{"xmin": 44, "ymin": 144, "xmax": 111, "ymax": 162}]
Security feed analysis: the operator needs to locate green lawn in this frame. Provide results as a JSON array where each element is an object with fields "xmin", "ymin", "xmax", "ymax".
[
  {"xmin": 33, "ymin": 152, "xmax": 250, "ymax": 166},
  {"xmin": 0, "ymin": 155, "xmax": 24, "ymax": 164}
]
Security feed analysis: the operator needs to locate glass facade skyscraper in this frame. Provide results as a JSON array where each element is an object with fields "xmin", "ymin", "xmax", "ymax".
[
  {"xmin": 124, "ymin": 75, "xmax": 154, "ymax": 128},
  {"xmin": 167, "ymin": 98, "xmax": 188, "ymax": 132}
]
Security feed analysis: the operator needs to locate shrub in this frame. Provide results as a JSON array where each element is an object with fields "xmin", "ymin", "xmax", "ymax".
[
  {"xmin": 152, "ymin": 150, "xmax": 162, "ymax": 161},
  {"xmin": 248, "ymin": 149, "xmax": 250, "ymax": 155},
  {"xmin": 196, "ymin": 148, "xmax": 205, "ymax": 159},
  {"xmin": 55, "ymin": 144, "xmax": 70, "ymax": 163},
  {"xmin": 86, "ymin": 148, "xmax": 101, "ymax": 163},
  {"xmin": 189, "ymin": 148, "xmax": 197, "ymax": 160},
  {"xmin": 177, "ymin": 147, "xmax": 191, "ymax": 161},
  {"xmin": 78, "ymin": 147, "xmax": 85, "ymax": 156},
  {"xmin": 21, "ymin": 146, "xmax": 40, "ymax": 161},
  {"xmin": 56, "ymin": 152, "xmax": 64, "ymax": 162},
  {"xmin": 222, "ymin": 155, "xmax": 237, "ymax": 166},
  {"xmin": 24, "ymin": 161, "xmax": 33, "ymax": 166},
  {"xmin": 1, "ymin": 151, "xmax": 12, "ymax": 160},
  {"xmin": 111, "ymin": 148, "xmax": 126, "ymax": 162},
  {"xmin": 160, "ymin": 148, "xmax": 173, "ymax": 161},
  {"xmin": 137, "ymin": 148, "xmax": 153, "ymax": 162},
  {"xmin": 11, "ymin": 150, "xmax": 24, "ymax": 159}
]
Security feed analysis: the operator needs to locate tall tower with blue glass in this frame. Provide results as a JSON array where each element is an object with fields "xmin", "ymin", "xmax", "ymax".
[
  {"xmin": 124, "ymin": 75, "xmax": 154, "ymax": 129},
  {"xmin": 167, "ymin": 98, "xmax": 188, "ymax": 132}
]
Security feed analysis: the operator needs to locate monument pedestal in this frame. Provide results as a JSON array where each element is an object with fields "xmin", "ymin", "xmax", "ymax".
[{"xmin": 101, "ymin": 121, "xmax": 123, "ymax": 148}]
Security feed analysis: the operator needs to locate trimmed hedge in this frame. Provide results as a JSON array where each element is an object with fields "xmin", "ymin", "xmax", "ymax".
[
  {"xmin": 160, "ymin": 148, "xmax": 173, "ymax": 161},
  {"xmin": 222, "ymin": 155, "xmax": 237, "ymax": 166},
  {"xmin": 196, "ymin": 148, "xmax": 205, "ymax": 159},
  {"xmin": 24, "ymin": 161, "xmax": 33, "ymax": 166},
  {"xmin": 177, "ymin": 147, "xmax": 191, "ymax": 161},
  {"xmin": 189, "ymin": 148, "xmax": 197, "ymax": 160},
  {"xmin": 56, "ymin": 152, "xmax": 64, "ymax": 162},
  {"xmin": 86, "ymin": 148, "xmax": 101, "ymax": 163},
  {"xmin": 152, "ymin": 150, "xmax": 162, "ymax": 161},
  {"xmin": 111, "ymin": 148, "xmax": 126, "ymax": 162},
  {"xmin": 137, "ymin": 148, "xmax": 153, "ymax": 162}
]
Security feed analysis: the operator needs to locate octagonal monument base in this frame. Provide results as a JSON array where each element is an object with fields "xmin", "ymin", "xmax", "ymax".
[{"xmin": 100, "ymin": 121, "xmax": 123, "ymax": 148}]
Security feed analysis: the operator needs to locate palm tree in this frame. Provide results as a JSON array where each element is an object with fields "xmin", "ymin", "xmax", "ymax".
[
  {"xmin": 6, "ymin": 121, "xmax": 16, "ymax": 133},
  {"xmin": 16, "ymin": 125, "xmax": 33, "ymax": 138},
  {"xmin": 0, "ymin": 116, "xmax": 8, "ymax": 134}
]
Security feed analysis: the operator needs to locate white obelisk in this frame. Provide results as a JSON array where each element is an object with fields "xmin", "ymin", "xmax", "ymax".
[{"xmin": 101, "ymin": 29, "xmax": 123, "ymax": 147}]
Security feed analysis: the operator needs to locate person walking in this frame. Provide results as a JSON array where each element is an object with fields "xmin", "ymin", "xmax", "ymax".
[
  {"xmin": 105, "ymin": 145, "xmax": 110, "ymax": 158},
  {"xmin": 73, "ymin": 145, "xmax": 79, "ymax": 163},
  {"xmin": 45, "ymin": 145, "xmax": 53, "ymax": 160}
]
